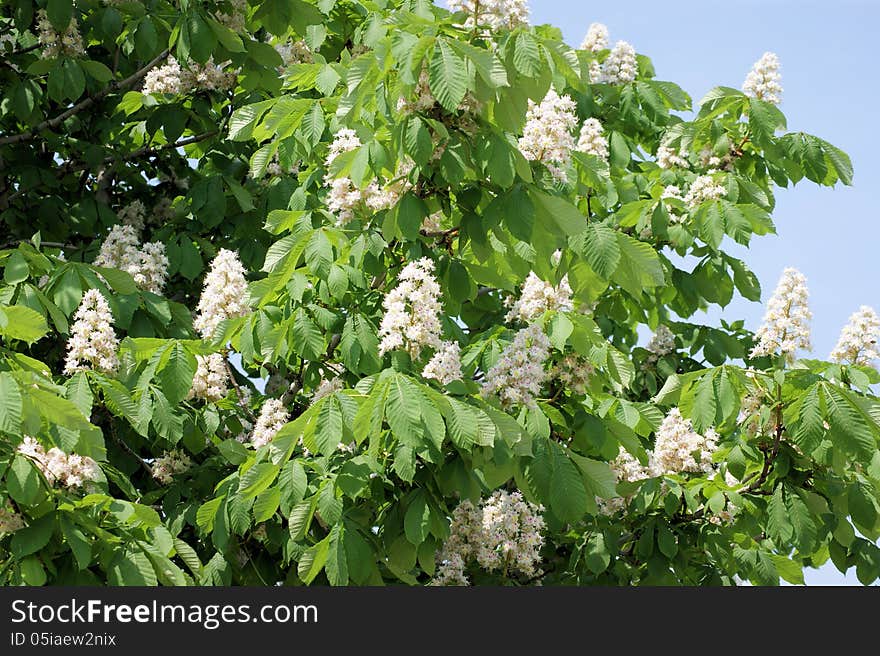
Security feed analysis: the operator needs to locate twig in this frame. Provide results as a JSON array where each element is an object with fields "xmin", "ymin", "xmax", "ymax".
[
  {"xmin": 223, "ymin": 351, "xmax": 257, "ymax": 422},
  {"xmin": 0, "ymin": 49, "xmax": 170, "ymax": 145}
]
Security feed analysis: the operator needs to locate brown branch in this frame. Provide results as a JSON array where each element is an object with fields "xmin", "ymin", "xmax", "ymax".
[
  {"xmin": 223, "ymin": 352, "xmax": 257, "ymax": 422},
  {"xmin": 0, "ymin": 49, "xmax": 170, "ymax": 146}
]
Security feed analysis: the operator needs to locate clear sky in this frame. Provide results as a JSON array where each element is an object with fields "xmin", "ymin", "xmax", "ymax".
[{"xmin": 528, "ymin": 0, "xmax": 878, "ymax": 584}]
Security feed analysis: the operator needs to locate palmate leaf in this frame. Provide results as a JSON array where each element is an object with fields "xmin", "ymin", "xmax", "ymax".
[{"xmin": 428, "ymin": 40, "xmax": 468, "ymax": 112}]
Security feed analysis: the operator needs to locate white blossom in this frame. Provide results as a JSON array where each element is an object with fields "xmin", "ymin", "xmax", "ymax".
[
  {"xmin": 193, "ymin": 249, "xmax": 250, "ymax": 339},
  {"xmin": 422, "ymin": 341, "xmax": 463, "ymax": 385},
  {"xmin": 432, "ymin": 490, "xmax": 545, "ymax": 586},
  {"xmin": 830, "ymin": 306, "xmax": 880, "ymax": 367},
  {"xmin": 683, "ymin": 174, "xmax": 726, "ymax": 208},
  {"xmin": 750, "ymin": 267, "xmax": 812, "ymax": 361},
  {"xmin": 580, "ymin": 23, "xmax": 609, "ymax": 52},
  {"xmin": 505, "ymin": 272, "xmax": 573, "ymax": 323},
  {"xmin": 251, "ymin": 399, "xmax": 290, "ymax": 448},
  {"xmin": 481, "ymin": 323, "xmax": 551, "ymax": 409},
  {"xmin": 742, "ymin": 52, "xmax": 783, "ymax": 104},
  {"xmin": 37, "ymin": 9, "xmax": 84, "ymax": 58},
  {"xmin": 143, "ymin": 57, "xmax": 186, "ymax": 95},
  {"xmin": 94, "ymin": 224, "xmax": 140, "ymax": 271},
  {"xmin": 17, "ymin": 437, "xmax": 100, "ymax": 489},
  {"xmin": 518, "ymin": 89, "xmax": 579, "ymax": 182},
  {"xmin": 152, "ymin": 449, "xmax": 193, "ymax": 485},
  {"xmin": 143, "ymin": 56, "xmax": 236, "ymax": 95},
  {"xmin": 656, "ymin": 141, "xmax": 689, "ymax": 169},
  {"xmin": 189, "ymin": 353, "xmax": 229, "ymax": 402},
  {"xmin": 94, "ymin": 225, "xmax": 169, "ymax": 295},
  {"xmin": 445, "ymin": 0, "xmax": 529, "ymax": 31},
  {"xmin": 378, "ymin": 258, "xmax": 443, "ymax": 358},
  {"xmin": 651, "ymin": 408, "xmax": 718, "ymax": 476},
  {"xmin": 575, "ymin": 118, "xmax": 608, "ymax": 159},
  {"xmin": 128, "ymin": 242, "xmax": 169, "ymax": 295},
  {"xmin": 600, "ymin": 41, "xmax": 637, "ymax": 85},
  {"xmin": 64, "ymin": 289, "xmax": 119, "ymax": 375}
]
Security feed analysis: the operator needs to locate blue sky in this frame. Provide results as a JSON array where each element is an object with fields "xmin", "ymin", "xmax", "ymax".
[{"xmin": 529, "ymin": 0, "xmax": 878, "ymax": 584}]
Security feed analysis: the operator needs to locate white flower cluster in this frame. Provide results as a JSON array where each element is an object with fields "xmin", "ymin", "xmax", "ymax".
[
  {"xmin": 698, "ymin": 146, "xmax": 730, "ymax": 173},
  {"xmin": 189, "ymin": 353, "xmax": 229, "ymax": 402},
  {"xmin": 142, "ymin": 56, "xmax": 186, "ymax": 95},
  {"xmin": 193, "ymin": 249, "xmax": 250, "ymax": 339},
  {"xmin": 143, "ymin": 56, "xmax": 237, "ymax": 95},
  {"xmin": 37, "ymin": 9, "xmax": 84, "ymax": 58},
  {"xmin": 445, "ymin": 0, "xmax": 529, "ymax": 31},
  {"xmin": 661, "ymin": 185, "xmax": 687, "ymax": 223},
  {"xmin": 656, "ymin": 141, "xmax": 689, "ymax": 169},
  {"xmin": 646, "ymin": 324, "xmax": 676, "ymax": 358},
  {"xmin": 422, "ymin": 341, "xmax": 463, "ymax": 385},
  {"xmin": 750, "ymin": 267, "xmax": 812, "ymax": 360},
  {"xmin": 17, "ymin": 437, "xmax": 100, "ymax": 489},
  {"xmin": 481, "ymin": 323, "xmax": 551, "ymax": 409},
  {"xmin": 0, "ymin": 31, "xmax": 16, "ymax": 51},
  {"xmin": 0, "ymin": 505, "xmax": 25, "ymax": 534},
  {"xmin": 64, "ymin": 290, "xmax": 119, "ymax": 375},
  {"xmin": 251, "ymin": 399, "xmax": 290, "ymax": 448},
  {"xmin": 94, "ymin": 225, "xmax": 169, "ymax": 295},
  {"xmin": 505, "ymin": 271, "xmax": 573, "ymax": 323},
  {"xmin": 651, "ymin": 408, "xmax": 719, "ymax": 476},
  {"xmin": 214, "ymin": 0, "xmax": 247, "ymax": 32},
  {"xmin": 118, "ymin": 200, "xmax": 147, "ymax": 232},
  {"xmin": 737, "ymin": 393, "xmax": 765, "ymax": 436},
  {"xmin": 274, "ymin": 39, "xmax": 313, "ymax": 67},
  {"xmin": 378, "ymin": 258, "xmax": 443, "ymax": 358},
  {"xmin": 830, "ymin": 306, "xmax": 880, "ymax": 367},
  {"xmin": 575, "ymin": 118, "xmax": 609, "ymax": 159},
  {"xmin": 323, "ymin": 128, "xmax": 409, "ymax": 224},
  {"xmin": 518, "ymin": 89, "xmax": 579, "ymax": 182},
  {"xmin": 432, "ymin": 490, "xmax": 545, "ymax": 586},
  {"xmin": 683, "ymin": 174, "xmax": 726, "ymax": 208},
  {"xmin": 742, "ymin": 52, "xmax": 783, "ymax": 105},
  {"xmin": 313, "ymin": 377, "xmax": 344, "ymax": 402},
  {"xmin": 152, "ymin": 449, "xmax": 193, "ymax": 485},
  {"xmin": 597, "ymin": 448, "xmax": 650, "ymax": 515},
  {"xmin": 580, "ymin": 23, "xmax": 609, "ymax": 52},
  {"xmin": 551, "ymin": 354, "xmax": 594, "ymax": 396},
  {"xmin": 600, "ymin": 41, "xmax": 637, "ymax": 85}
]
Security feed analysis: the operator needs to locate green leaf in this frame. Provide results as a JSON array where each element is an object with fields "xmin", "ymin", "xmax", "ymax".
[
  {"xmin": 428, "ymin": 40, "xmax": 467, "ymax": 112},
  {"xmin": 253, "ymin": 487, "xmax": 281, "ymax": 523},
  {"xmin": 848, "ymin": 481, "xmax": 878, "ymax": 530},
  {"xmin": 513, "ymin": 32, "xmax": 541, "ymax": 77},
  {"xmin": 549, "ymin": 445, "xmax": 589, "ymax": 522},
  {"xmin": 156, "ymin": 342, "xmax": 197, "ymax": 405},
  {"xmin": 11, "ymin": 513, "xmax": 55, "ymax": 558},
  {"xmin": 612, "ymin": 233, "xmax": 665, "ymax": 297},
  {"xmin": 404, "ymin": 491, "xmax": 430, "ymax": 546},
  {"xmin": 7, "ymin": 455, "xmax": 41, "ymax": 506},
  {"xmin": 0, "ymin": 372, "xmax": 22, "ymax": 434},
  {"xmin": 767, "ymin": 485, "xmax": 792, "ymax": 543},
  {"xmin": 298, "ymin": 536, "xmax": 329, "ymax": 584},
  {"xmin": 239, "ymin": 463, "xmax": 281, "ymax": 499},
  {"xmin": 575, "ymin": 223, "xmax": 620, "ymax": 279},
  {"xmin": 530, "ymin": 189, "xmax": 588, "ymax": 236},
  {"xmin": 785, "ymin": 488, "xmax": 817, "ymax": 553},
  {"xmin": 3, "ymin": 251, "xmax": 29, "ymax": 284},
  {"xmin": 0, "ymin": 305, "xmax": 49, "ymax": 343},
  {"xmin": 325, "ymin": 523, "xmax": 349, "ymax": 586}
]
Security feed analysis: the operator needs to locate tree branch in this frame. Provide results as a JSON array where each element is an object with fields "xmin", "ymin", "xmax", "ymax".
[{"xmin": 0, "ymin": 49, "xmax": 170, "ymax": 146}]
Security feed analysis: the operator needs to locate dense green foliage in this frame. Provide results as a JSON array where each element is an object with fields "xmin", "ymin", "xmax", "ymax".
[{"xmin": 1, "ymin": 0, "xmax": 877, "ymax": 587}]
